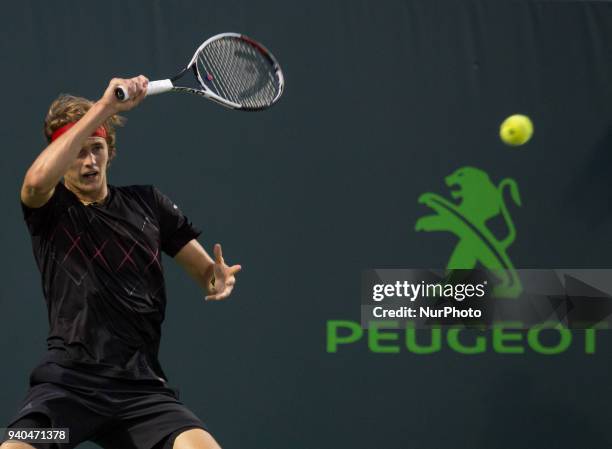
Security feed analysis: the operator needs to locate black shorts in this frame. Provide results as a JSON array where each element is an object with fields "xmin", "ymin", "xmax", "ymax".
[{"xmin": 2, "ymin": 362, "xmax": 208, "ymax": 449}]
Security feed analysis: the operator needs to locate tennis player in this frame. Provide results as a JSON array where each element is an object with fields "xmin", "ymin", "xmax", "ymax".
[{"xmin": 1, "ymin": 76, "xmax": 241, "ymax": 449}]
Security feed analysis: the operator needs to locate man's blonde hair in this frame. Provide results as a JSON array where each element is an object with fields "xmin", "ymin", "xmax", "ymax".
[{"xmin": 44, "ymin": 94, "xmax": 125, "ymax": 160}]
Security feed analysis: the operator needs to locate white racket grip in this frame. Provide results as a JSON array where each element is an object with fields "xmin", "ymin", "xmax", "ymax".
[{"xmin": 146, "ymin": 79, "xmax": 174, "ymax": 97}]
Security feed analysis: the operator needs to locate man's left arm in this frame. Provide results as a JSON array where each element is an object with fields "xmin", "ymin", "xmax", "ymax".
[{"xmin": 175, "ymin": 240, "xmax": 242, "ymax": 301}]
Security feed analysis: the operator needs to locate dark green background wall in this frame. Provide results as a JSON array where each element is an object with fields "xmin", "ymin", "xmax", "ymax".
[{"xmin": 2, "ymin": 1, "xmax": 612, "ymax": 448}]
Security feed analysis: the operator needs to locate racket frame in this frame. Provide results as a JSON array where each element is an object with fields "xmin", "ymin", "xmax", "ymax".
[{"xmin": 116, "ymin": 32, "xmax": 284, "ymax": 111}]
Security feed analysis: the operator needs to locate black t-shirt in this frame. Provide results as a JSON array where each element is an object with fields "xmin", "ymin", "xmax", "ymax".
[{"xmin": 21, "ymin": 182, "xmax": 201, "ymax": 382}]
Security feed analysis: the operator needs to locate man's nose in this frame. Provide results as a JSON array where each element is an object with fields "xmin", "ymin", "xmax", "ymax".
[{"xmin": 85, "ymin": 151, "xmax": 97, "ymax": 166}]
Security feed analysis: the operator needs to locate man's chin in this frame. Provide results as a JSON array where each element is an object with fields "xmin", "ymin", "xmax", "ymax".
[
  {"xmin": 73, "ymin": 179, "xmax": 104, "ymax": 193},
  {"xmin": 78, "ymin": 182, "xmax": 98, "ymax": 191}
]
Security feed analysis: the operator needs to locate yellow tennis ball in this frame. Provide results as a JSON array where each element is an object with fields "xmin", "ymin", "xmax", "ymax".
[{"xmin": 500, "ymin": 114, "xmax": 533, "ymax": 146}]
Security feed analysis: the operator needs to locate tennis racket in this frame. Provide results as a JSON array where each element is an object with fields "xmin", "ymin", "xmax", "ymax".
[{"xmin": 115, "ymin": 32, "xmax": 284, "ymax": 111}]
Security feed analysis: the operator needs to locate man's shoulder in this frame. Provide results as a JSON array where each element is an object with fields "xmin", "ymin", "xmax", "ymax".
[
  {"xmin": 112, "ymin": 184, "xmax": 157, "ymax": 206},
  {"xmin": 112, "ymin": 184, "xmax": 154, "ymax": 192},
  {"xmin": 20, "ymin": 182, "xmax": 71, "ymax": 211},
  {"xmin": 114, "ymin": 183, "xmax": 155, "ymax": 191},
  {"xmin": 114, "ymin": 184, "xmax": 155, "ymax": 195}
]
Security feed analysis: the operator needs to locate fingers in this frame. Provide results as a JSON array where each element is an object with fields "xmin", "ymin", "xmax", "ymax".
[
  {"xmin": 125, "ymin": 75, "xmax": 149, "ymax": 104},
  {"xmin": 205, "ymin": 284, "xmax": 233, "ymax": 301},
  {"xmin": 135, "ymin": 75, "xmax": 149, "ymax": 97},
  {"xmin": 102, "ymin": 75, "xmax": 149, "ymax": 112},
  {"xmin": 130, "ymin": 80, "xmax": 148, "ymax": 107},
  {"xmin": 205, "ymin": 271, "xmax": 238, "ymax": 301},
  {"xmin": 206, "ymin": 245, "xmax": 240, "ymax": 301},
  {"xmin": 213, "ymin": 243, "xmax": 224, "ymax": 264},
  {"xmin": 213, "ymin": 245, "xmax": 242, "ymax": 272}
]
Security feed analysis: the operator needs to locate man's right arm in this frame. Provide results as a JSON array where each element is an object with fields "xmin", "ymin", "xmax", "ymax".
[{"xmin": 20, "ymin": 76, "xmax": 148, "ymax": 208}]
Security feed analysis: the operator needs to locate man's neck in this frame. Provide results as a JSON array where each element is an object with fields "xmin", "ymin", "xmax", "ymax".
[{"xmin": 64, "ymin": 182, "xmax": 109, "ymax": 205}]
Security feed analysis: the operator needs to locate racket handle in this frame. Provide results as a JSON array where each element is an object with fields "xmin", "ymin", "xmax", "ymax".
[
  {"xmin": 114, "ymin": 79, "xmax": 173, "ymax": 102},
  {"xmin": 114, "ymin": 85, "xmax": 129, "ymax": 101},
  {"xmin": 146, "ymin": 79, "xmax": 173, "ymax": 96}
]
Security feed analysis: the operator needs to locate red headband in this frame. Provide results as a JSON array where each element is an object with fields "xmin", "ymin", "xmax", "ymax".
[{"xmin": 51, "ymin": 122, "xmax": 108, "ymax": 142}]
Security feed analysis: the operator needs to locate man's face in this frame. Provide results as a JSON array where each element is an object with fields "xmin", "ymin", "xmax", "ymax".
[{"xmin": 64, "ymin": 137, "xmax": 110, "ymax": 196}]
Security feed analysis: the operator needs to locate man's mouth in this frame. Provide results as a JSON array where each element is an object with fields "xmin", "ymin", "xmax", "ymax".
[{"xmin": 82, "ymin": 171, "xmax": 99, "ymax": 180}]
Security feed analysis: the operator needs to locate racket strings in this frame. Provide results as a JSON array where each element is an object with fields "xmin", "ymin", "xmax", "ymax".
[
  {"xmin": 208, "ymin": 43, "xmax": 245, "ymax": 103},
  {"xmin": 199, "ymin": 50, "xmax": 237, "ymax": 103},
  {"xmin": 202, "ymin": 41, "xmax": 263, "ymax": 107},
  {"xmin": 198, "ymin": 53, "xmax": 232, "ymax": 101},
  {"xmin": 197, "ymin": 37, "xmax": 280, "ymax": 109}
]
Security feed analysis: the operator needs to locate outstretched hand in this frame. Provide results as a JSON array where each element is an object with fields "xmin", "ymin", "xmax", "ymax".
[{"xmin": 205, "ymin": 244, "xmax": 242, "ymax": 301}]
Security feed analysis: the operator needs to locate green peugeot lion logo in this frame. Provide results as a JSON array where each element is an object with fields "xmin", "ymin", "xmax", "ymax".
[{"xmin": 415, "ymin": 166, "xmax": 522, "ymax": 298}]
